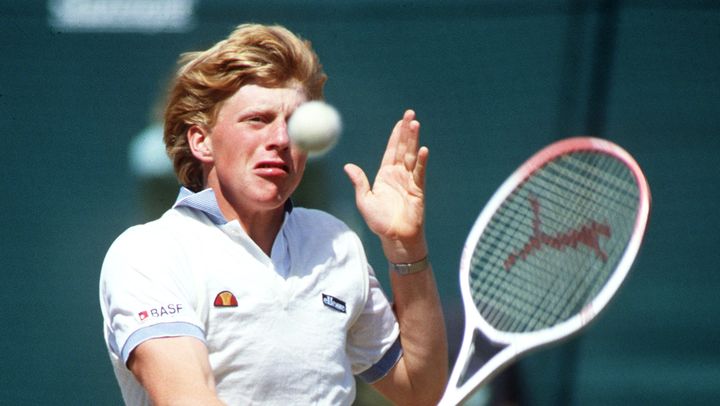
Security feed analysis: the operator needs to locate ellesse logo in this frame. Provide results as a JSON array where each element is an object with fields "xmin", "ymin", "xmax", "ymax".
[
  {"xmin": 322, "ymin": 294, "xmax": 346, "ymax": 313},
  {"xmin": 214, "ymin": 290, "xmax": 238, "ymax": 307}
]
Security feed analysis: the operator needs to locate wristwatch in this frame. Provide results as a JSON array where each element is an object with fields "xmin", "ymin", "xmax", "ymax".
[{"xmin": 390, "ymin": 256, "xmax": 430, "ymax": 275}]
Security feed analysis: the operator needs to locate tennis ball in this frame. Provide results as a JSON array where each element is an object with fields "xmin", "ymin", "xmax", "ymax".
[{"xmin": 288, "ymin": 101, "xmax": 342, "ymax": 156}]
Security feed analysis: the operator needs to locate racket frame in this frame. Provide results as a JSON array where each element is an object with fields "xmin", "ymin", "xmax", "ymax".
[{"xmin": 441, "ymin": 137, "xmax": 651, "ymax": 405}]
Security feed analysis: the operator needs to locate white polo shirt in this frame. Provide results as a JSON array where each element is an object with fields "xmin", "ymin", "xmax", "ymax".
[{"xmin": 100, "ymin": 188, "xmax": 402, "ymax": 405}]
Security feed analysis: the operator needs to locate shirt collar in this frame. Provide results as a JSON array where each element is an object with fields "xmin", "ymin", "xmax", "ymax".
[{"xmin": 172, "ymin": 187, "xmax": 294, "ymax": 225}]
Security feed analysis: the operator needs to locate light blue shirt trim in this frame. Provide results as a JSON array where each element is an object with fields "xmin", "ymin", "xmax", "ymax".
[
  {"xmin": 172, "ymin": 187, "xmax": 293, "ymax": 225},
  {"xmin": 357, "ymin": 336, "xmax": 404, "ymax": 383},
  {"xmin": 173, "ymin": 187, "xmax": 227, "ymax": 225},
  {"xmin": 121, "ymin": 322, "xmax": 206, "ymax": 364}
]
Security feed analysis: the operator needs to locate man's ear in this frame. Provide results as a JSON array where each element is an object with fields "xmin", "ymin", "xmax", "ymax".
[{"xmin": 187, "ymin": 125, "xmax": 213, "ymax": 163}]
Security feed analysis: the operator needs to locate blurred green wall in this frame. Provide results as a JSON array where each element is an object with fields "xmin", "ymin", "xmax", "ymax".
[{"xmin": 1, "ymin": 1, "xmax": 718, "ymax": 404}]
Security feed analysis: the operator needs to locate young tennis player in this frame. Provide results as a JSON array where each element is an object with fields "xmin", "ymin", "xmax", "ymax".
[{"xmin": 100, "ymin": 23, "xmax": 447, "ymax": 405}]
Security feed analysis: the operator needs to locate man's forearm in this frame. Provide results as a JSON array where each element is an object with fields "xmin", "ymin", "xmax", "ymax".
[{"xmin": 385, "ymin": 262, "xmax": 449, "ymax": 405}]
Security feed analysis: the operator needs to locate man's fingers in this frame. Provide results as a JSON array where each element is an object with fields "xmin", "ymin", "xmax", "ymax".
[
  {"xmin": 413, "ymin": 146, "xmax": 429, "ymax": 188},
  {"xmin": 343, "ymin": 163, "xmax": 371, "ymax": 198},
  {"xmin": 394, "ymin": 110, "xmax": 418, "ymax": 164}
]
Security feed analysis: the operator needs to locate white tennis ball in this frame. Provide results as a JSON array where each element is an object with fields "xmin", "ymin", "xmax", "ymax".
[{"xmin": 288, "ymin": 101, "xmax": 342, "ymax": 156}]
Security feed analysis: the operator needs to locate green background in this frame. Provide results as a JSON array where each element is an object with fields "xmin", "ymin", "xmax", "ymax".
[{"xmin": 1, "ymin": 1, "xmax": 718, "ymax": 404}]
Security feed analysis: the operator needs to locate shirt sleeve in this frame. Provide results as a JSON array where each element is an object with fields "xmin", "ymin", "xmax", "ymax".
[
  {"xmin": 347, "ymin": 264, "xmax": 402, "ymax": 383},
  {"xmin": 99, "ymin": 225, "xmax": 205, "ymax": 365}
]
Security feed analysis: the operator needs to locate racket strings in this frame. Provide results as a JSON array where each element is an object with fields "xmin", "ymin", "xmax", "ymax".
[
  {"xmin": 527, "ymin": 154, "xmax": 636, "ymax": 329},
  {"xmin": 540, "ymin": 155, "xmax": 639, "ymax": 222},
  {"xmin": 525, "ymin": 157, "xmax": 633, "ymax": 329},
  {"xmin": 470, "ymin": 151, "xmax": 640, "ymax": 333},
  {"xmin": 510, "ymin": 154, "xmax": 632, "ymax": 328}
]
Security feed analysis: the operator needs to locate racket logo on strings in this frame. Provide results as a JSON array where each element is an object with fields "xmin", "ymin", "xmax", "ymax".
[{"xmin": 504, "ymin": 194, "xmax": 612, "ymax": 271}]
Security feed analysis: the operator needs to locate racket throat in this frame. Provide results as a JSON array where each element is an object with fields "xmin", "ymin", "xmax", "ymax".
[
  {"xmin": 440, "ymin": 330, "xmax": 518, "ymax": 405},
  {"xmin": 462, "ymin": 331, "xmax": 501, "ymax": 385}
]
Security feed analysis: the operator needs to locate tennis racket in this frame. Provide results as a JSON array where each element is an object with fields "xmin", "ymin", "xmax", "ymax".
[{"xmin": 439, "ymin": 137, "xmax": 651, "ymax": 405}]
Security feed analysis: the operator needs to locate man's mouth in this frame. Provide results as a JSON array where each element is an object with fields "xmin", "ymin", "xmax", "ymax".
[{"xmin": 256, "ymin": 161, "xmax": 290, "ymax": 173}]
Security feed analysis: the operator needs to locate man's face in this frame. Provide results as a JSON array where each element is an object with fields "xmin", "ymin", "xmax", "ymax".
[{"xmin": 206, "ymin": 83, "xmax": 309, "ymax": 213}]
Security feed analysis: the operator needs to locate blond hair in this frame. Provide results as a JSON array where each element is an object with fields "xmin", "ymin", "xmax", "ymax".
[{"xmin": 164, "ymin": 24, "xmax": 327, "ymax": 191}]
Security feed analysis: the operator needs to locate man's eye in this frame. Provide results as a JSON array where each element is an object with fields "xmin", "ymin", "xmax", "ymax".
[{"xmin": 245, "ymin": 114, "xmax": 275, "ymax": 124}]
